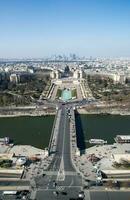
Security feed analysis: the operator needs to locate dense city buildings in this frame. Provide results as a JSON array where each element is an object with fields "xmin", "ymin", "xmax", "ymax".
[
  {"xmin": 0, "ymin": 58, "xmax": 130, "ymax": 199},
  {"xmin": 1, "ymin": 0, "xmax": 130, "ymax": 199}
]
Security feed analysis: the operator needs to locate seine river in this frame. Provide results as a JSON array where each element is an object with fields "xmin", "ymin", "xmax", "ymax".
[
  {"xmin": 75, "ymin": 114, "xmax": 130, "ymax": 149},
  {"xmin": 0, "ymin": 114, "xmax": 130, "ymax": 150},
  {"xmin": 0, "ymin": 116, "xmax": 54, "ymax": 149}
]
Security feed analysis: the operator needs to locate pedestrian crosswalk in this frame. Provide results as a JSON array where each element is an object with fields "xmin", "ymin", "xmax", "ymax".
[{"xmin": 43, "ymin": 171, "xmax": 78, "ymax": 176}]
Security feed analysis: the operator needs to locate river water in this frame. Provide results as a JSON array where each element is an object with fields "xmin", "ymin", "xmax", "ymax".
[
  {"xmin": 75, "ymin": 114, "xmax": 130, "ymax": 149},
  {"xmin": 0, "ymin": 114, "xmax": 130, "ymax": 150},
  {"xmin": 0, "ymin": 116, "xmax": 54, "ymax": 149}
]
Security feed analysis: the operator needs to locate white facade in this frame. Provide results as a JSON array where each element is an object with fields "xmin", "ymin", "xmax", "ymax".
[
  {"xmin": 113, "ymin": 74, "xmax": 126, "ymax": 84},
  {"xmin": 73, "ymin": 69, "xmax": 83, "ymax": 79},
  {"xmin": 10, "ymin": 74, "xmax": 20, "ymax": 83},
  {"xmin": 50, "ymin": 71, "xmax": 55, "ymax": 79},
  {"xmin": 50, "ymin": 70, "xmax": 60, "ymax": 79}
]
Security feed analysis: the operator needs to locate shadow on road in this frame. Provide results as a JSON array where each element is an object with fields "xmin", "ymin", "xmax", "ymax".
[{"xmin": 75, "ymin": 112, "xmax": 86, "ymax": 154}]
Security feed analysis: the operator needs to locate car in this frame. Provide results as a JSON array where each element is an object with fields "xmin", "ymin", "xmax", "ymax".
[
  {"xmin": 42, "ymin": 173, "xmax": 46, "ymax": 177},
  {"xmin": 61, "ymin": 191, "xmax": 67, "ymax": 195},
  {"xmin": 53, "ymin": 191, "xmax": 59, "ymax": 196},
  {"xmin": 78, "ymin": 191, "xmax": 85, "ymax": 199},
  {"xmin": 53, "ymin": 180, "xmax": 57, "ymax": 187}
]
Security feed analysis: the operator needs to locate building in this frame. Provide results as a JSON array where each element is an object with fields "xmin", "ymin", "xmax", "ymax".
[
  {"xmin": 50, "ymin": 71, "xmax": 55, "ymax": 79},
  {"xmin": 101, "ymin": 169, "xmax": 130, "ymax": 178},
  {"xmin": 113, "ymin": 74, "xmax": 126, "ymax": 84},
  {"xmin": 73, "ymin": 69, "xmax": 83, "ymax": 79},
  {"xmin": 10, "ymin": 74, "xmax": 20, "ymax": 84},
  {"xmin": 50, "ymin": 70, "xmax": 61, "ymax": 79}
]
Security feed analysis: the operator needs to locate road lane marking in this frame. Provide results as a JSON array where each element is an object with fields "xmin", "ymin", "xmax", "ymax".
[{"xmin": 57, "ymin": 110, "xmax": 66, "ymax": 181}]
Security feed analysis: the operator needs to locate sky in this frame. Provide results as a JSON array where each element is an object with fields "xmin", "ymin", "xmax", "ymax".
[{"xmin": 0, "ymin": 0, "xmax": 130, "ymax": 58}]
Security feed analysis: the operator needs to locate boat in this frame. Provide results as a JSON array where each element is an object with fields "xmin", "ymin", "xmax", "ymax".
[
  {"xmin": 114, "ymin": 135, "xmax": 130, "ymax": 143},
  {"xmin": 0, "ymin": 137, "xmax": 10, "ymax": 144},
  {"xmin": 89, "ymin": 139, "xmax": 107, "ymax": 144}
]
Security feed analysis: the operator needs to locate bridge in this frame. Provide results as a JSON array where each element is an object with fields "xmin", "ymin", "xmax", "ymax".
[{"xmin": 35, "ymin": 104, "xmax": 83, "ymax": 199}]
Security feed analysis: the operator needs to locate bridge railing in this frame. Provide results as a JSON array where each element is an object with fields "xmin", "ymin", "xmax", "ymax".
[{"xmin": 48, "ymin": 108, "xmax": 61, "ymax": 155}]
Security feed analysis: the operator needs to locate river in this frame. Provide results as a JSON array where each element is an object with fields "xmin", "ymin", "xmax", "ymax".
[
  {"xmin": 75, "ymin": 114, "xmax": 130, "ymax": 149},
  {"xmin": 0, "ymin": 116, "xmax": 54, "ymax": 149},
  {"xmin": 0, "ymin": 114, "xmax": 130, "ymax": 150}
]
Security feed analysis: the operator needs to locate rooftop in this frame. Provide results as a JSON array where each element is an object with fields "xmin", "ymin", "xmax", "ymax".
[{"xmin": 116, "ymin": 135, "xmax": 130, "ymax": 140}]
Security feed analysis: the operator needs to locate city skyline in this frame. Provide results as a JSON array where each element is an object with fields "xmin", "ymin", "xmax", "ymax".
[{"xmin": 0, "ymin": 0, "xmax": 130, "ymax": 58}]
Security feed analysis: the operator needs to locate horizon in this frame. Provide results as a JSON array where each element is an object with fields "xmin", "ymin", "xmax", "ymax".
[
  {"xmin": 0, "ymin": 0, "xmax": 130, "ymax": 58},
  {"xmin": 1, "ymin": 54, "xmax": 130, "ymax": 60}
]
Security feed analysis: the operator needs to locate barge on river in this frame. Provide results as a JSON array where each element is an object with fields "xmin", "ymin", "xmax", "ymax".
[
  {"xmin": 115, "ymin": 135, "xmax": 130, "ymax": 143},
  {"xmin": 88, "ymin": 139, "xmax": 107, "ymax": 145}
]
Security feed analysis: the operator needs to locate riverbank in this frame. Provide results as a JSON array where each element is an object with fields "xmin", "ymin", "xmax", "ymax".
[
  {"xmin": 74, "ymin": 142, "xmax": 130, "ymax": 183},
  {"xmin": 77, "ymin": 108, "xmax": 130, "ymax": 115},
  {"xmin": 0, "ymin": 106, "xmax": 56, "ymax": 117},
  {"xmin": 0, "ymin": 112, "xmax": 55, "ymax": 118}
]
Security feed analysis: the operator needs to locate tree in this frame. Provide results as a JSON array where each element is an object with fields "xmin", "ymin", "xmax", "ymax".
[{"xmin": 64, "ymin": 65, "xmax": 70, "ymax": 74}]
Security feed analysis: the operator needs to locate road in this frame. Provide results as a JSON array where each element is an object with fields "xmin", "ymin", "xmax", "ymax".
[{"xmin": 35, "ymin": 105, "xmax": 82, "ymax": 199}]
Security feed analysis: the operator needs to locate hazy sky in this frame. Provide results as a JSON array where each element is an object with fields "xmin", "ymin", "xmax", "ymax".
[{"xmin": 0, "ymin": 0, "xmax": 130, "ymax": 58}]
